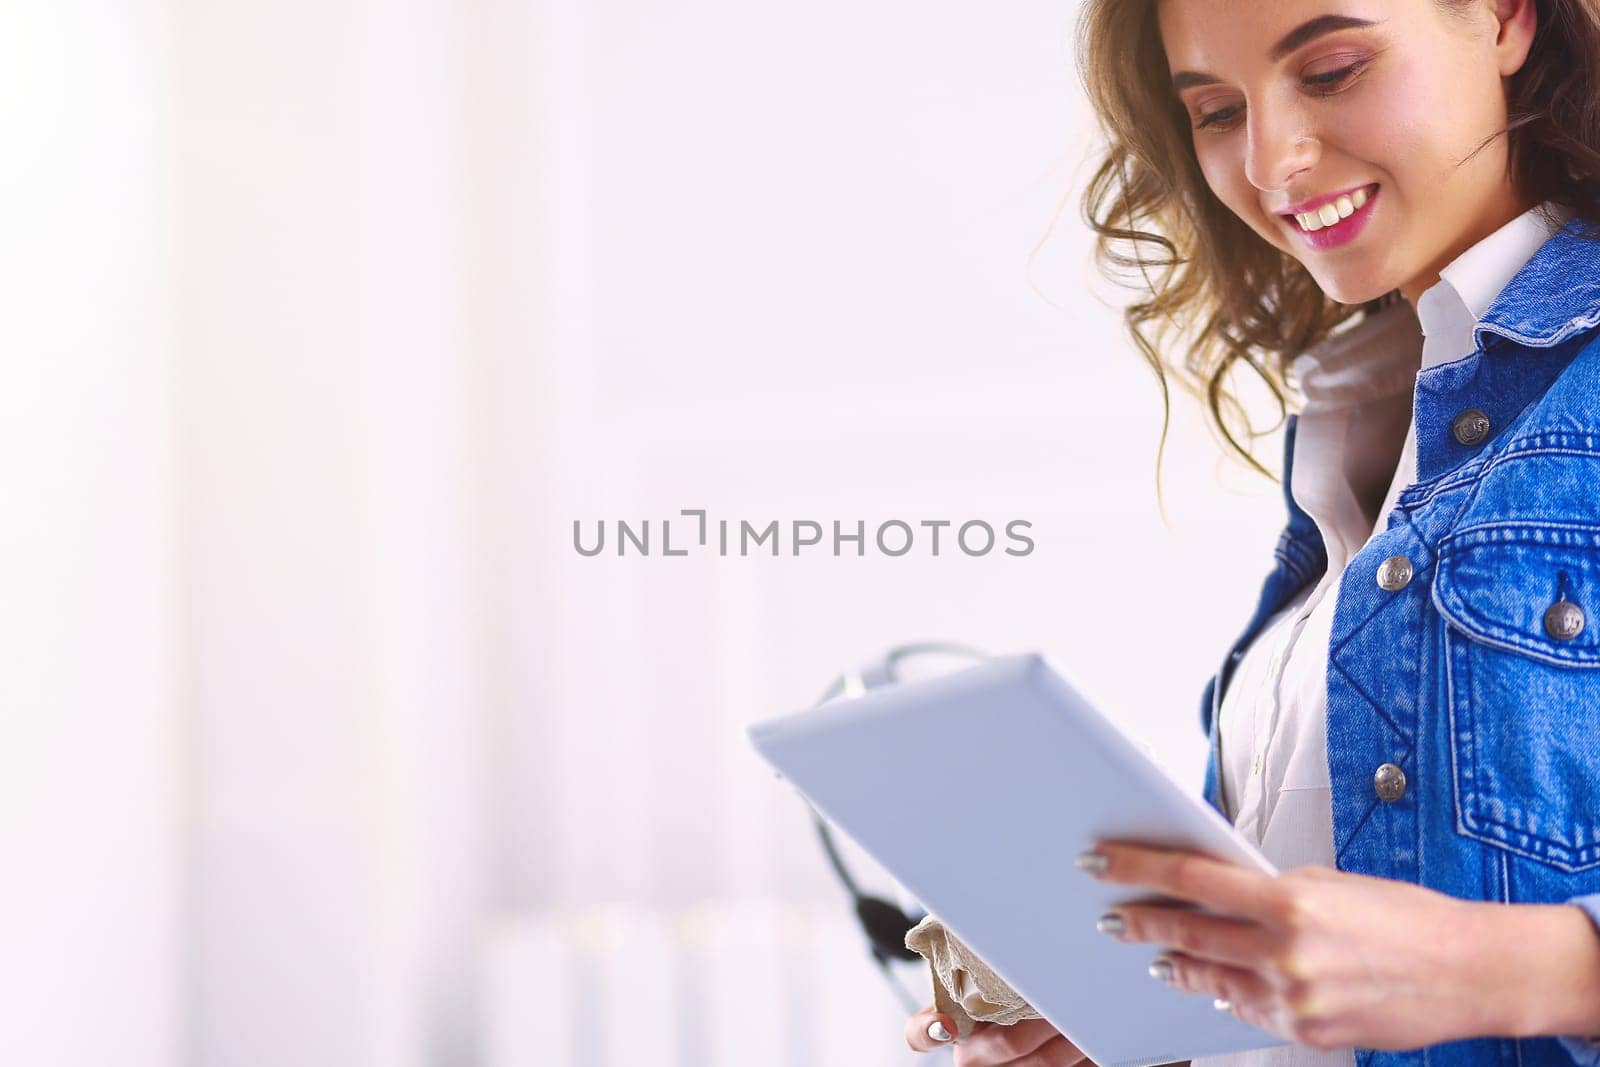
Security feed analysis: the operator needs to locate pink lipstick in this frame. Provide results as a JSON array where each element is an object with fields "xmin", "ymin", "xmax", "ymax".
[{"xmin": 1282, "ymin": 183, "xmax": 1379, "ymax": 251}]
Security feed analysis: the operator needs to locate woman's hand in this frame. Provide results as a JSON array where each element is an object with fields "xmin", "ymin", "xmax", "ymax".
[
  {"xmin": 1080, "ymin": 840, "xmax": 1517, "ymax": 1051},
  {"xmin": 904, "ymin": 1005, "xmax": 1092, "ymax": 1065}
]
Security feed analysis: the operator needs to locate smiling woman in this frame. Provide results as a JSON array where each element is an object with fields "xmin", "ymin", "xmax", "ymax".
[
  {"xmin": 898, "ymin": 2, "xmax": 1600, "ymax": 1067},
  {"xmin": 1074, "ymin": 0, "xmax": 1600, "ymax": 485},
  {"xmin": 1159, "ymin": 2, "xmax": 1534, "ymax": 307}
]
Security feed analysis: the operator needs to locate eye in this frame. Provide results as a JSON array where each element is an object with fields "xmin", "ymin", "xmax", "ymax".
[
  {"xmin": 1191, "ymin": 59, "xmax": 1368, "ymax": 132},
  {"xmin": 1195, "ymin": 104, "xmax": 1243, "ymax": 132},
  {"xmin": 1302, "ymin": 60, "xmax": 1366, "ymax": 92}
]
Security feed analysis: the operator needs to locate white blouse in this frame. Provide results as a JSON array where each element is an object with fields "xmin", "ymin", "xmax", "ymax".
[{"xmin": 1193, "ymin": 201, "xmax": 1567, "ymax": 1067}]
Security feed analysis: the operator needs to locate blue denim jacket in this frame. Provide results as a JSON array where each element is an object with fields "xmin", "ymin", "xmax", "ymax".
[{"xmin": 1198, "ymin": 214, "xmax": 1600, "ymax": 1067}]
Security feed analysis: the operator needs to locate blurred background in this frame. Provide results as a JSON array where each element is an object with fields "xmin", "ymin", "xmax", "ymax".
[{"xmin": 2, "ymin": 0, "xmax": 1291, "ymax": 1064}]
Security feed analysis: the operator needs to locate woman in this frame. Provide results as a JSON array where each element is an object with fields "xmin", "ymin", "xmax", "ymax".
[{"xmin": 905, "ymin": 1, "xmax": 1600, "ymax": 1065}]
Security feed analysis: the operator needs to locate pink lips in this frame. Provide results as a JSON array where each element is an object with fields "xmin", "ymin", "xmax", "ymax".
[{"xmin": 1286, "ymin": 183, "xmax": 1379, "ymax": 251}]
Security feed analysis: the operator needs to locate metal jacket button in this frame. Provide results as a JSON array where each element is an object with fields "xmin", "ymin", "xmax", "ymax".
[
  {"xmin": 1374, "ymin": 763, "xmax": 1406, "ymax": 803},
  {"xmin": 1376, "ymin": 555, "xmax": 1413, "ymax": 591},
  {"xmin": 1545, "ymin": 599, "xmax": 1586, "ymax": 640},
  {"xmin": 1452, "ymin": 408, "xmax": 1491, "ymax": 446}
]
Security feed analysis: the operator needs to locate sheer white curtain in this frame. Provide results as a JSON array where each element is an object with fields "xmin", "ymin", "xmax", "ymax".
[
  {"xmin": 3, "ymin": 0, "xmax": 1285, "ymax": 1064},
  {"xmin": 177, "ymin": 0, "xmax": 509, "ymax": 1063},
  {"xmin": 1, "ymin": 3, "xmax": 180, "ymax": 1065},
  {"xmin": 5, "ymin": 0, "xmax": 510, "ymax": 1062}
]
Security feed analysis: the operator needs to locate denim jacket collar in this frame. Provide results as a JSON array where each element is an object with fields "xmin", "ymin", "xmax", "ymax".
[
  {"xmin": 1401, "ymin": 213, "xmax": 1600, "ymax": 487},
  {"xmin": 1474, "ymin": 212, "xmax": 1600, "ymax": 353}
]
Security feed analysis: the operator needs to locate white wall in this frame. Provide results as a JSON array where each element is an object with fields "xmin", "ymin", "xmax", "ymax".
[
  {"xmin": 503, "ymin": 0, "xmax": 1286, "ymax": 1063},
  {"xmin": 516, "ymin": 0, "xmax": 1285, "ymax": 909},
  {"xmin": 177, "ymin": 1, "xmax": 496, "ymax": 1063},
  {"xmin": 0, "ymin": 2, "xmax": 181, "ymax": 1064},
  {"xmin": 1, "ymin": 0, "xmax": 1289, "ymax": 1064}
]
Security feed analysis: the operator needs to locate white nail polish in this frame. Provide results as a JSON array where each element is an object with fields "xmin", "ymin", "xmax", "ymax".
[{"xmin": 927, "ymin": 1020, "xmax": 953, "ymax": 1043}]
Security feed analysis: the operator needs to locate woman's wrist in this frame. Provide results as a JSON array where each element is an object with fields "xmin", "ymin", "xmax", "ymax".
[{"xmin": 1465, "ymin": 900, "xmax": 1600, "ymax": 1039}]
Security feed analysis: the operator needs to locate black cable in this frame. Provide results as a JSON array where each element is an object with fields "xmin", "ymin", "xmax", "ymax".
[{"xmin": 803, "ymin": 641, "xmax": 990, "ymax": 1009}]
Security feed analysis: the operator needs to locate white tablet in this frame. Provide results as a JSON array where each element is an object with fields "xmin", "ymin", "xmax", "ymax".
[{"xmin": 747, "ymin": 652, "xmax": 1288, "ymax": 1067}]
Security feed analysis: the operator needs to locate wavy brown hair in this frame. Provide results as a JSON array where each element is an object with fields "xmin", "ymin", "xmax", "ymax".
[{"xmin": 1074, "ymin": 0, "xmax": 1600, "ymax": 499}]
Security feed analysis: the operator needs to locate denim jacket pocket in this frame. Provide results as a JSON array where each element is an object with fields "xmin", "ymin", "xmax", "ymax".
[{"xmin": 1433, "ymin": 521, "xmax": 1600, "ymax": 873}]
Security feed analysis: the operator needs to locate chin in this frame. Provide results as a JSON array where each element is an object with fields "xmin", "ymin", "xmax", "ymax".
[{"xmin": 1309, "ymin": 270, "xmax": 1393, "ymax": 307}]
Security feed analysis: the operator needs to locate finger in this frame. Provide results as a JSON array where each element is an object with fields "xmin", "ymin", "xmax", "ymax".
[
  {"xmin": 952, "ymin": 1018, "xmax": 1062, "ymax": 1065},
  {"xmin": 905, "ymin": 1006, "xmax": 960, "ymax": 1053},
  {"xmin": 1160, "ymin": 951, "xmax": 1276, "ymax": 1009},
  {"xmin": 1084, "ymin": 841, "xmax": 1286, "ymax": 921},
  {"xmin": 1101, "ymin": 901, "xmax": 1276, "ymax": 968},
  {"xmin": 1203, "ymin": 979, "xmax": 1292, "ymax": 1049}
]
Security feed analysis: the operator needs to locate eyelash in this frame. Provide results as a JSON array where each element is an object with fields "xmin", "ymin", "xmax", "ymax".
[{"xmin": 1194, "ymin": 61, "xmax": 1367, "ymax": 131}]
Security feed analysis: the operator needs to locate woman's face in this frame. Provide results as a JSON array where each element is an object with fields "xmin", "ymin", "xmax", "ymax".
[{"xmin": 1157, "ymin": 0, "xmax": 1537, "ymax": 305}]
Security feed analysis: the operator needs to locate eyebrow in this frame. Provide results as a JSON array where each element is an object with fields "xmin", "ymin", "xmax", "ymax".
[{"xmin": 1170, "ymin": 14, "xmax": 1378, "ymax": 91}]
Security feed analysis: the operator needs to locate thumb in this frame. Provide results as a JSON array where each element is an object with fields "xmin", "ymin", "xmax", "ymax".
[{"xmin": 904, "ymin": 1006, "xmax": 958, "ymax": 1052}]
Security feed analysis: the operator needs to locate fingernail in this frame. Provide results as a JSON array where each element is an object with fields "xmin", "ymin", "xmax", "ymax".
[
  {"xmin": 927, "ymin": 1019, "xmax": 953, "ymax": 1043},
  {"xmin": 1214, "ymin": 998, "xmax": 1233, "ymax": 1012},
  {"xmin": 1148, "ymin": 956, "xmax": 1174, "ymax": 982},
  {"xmin": 1074, "ymin": 850, "xmax": 1109, "ymax": 874},
  {"xmin": 1095, "ymin": 911, "xmax": 1125, "ymax": 936}
]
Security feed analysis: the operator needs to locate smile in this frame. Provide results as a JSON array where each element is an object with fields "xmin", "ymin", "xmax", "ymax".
[{"xmin": 1281, "ymin": 183, "xmax": 1379, "ymax": 250}]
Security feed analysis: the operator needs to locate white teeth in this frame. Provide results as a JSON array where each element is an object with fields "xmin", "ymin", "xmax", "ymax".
[{"xmin": 1291, "ymin": 186, "xmax": 1373, "ymax": 232}]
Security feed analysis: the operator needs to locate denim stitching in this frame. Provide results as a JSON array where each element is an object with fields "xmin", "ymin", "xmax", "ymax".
[
  {"xmin": 1397, "ymin": 343, "xmax": 1600, "ymax": 507},
  {"xmin": 1272, "ymin": 544, "xmax": 1311, "ymax": 585},
  {"xmin": 1479, "ymin": 306, "xmax": 1600, "ymax": 350},
  {"xmin": 1330, "ymin": 655, "xmax": 1412, "ymax": 744},
  {"xmin": 1435, "ymin": 524, "xmax": 1600, "ymax": 665},
  {"xmin": 1334, "ymin": 742, "xmax": 1414, "ymax": 867},
  {"xmin": 1440, "ymin": 605, "xmax": 1600, "ymax": 872}
]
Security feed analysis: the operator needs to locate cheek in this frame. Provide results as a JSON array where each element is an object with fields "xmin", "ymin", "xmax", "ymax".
[
  {"xmin": 1196, "ymin": 149, "xmax": 1277, "ymax": 239},
  {"xmin": 1195, "ymin": 151, "xmax": 1246, "ymax": 216},
  {"xmin": 1347, "ymin": 54, "xmax": 1488, "ymax": 188}
]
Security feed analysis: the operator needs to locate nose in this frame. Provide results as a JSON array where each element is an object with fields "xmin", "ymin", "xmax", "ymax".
[{"xmin": 1244, "ymin": 99, "xmax": 1319, "ymax": 193}]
